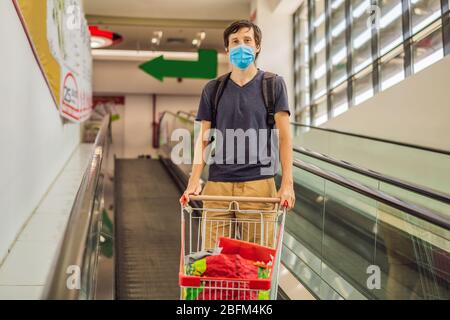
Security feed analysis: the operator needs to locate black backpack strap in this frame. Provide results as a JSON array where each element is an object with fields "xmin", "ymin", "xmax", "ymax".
[
  {"xmin": 262, "ymin": 71, "xmax": 277, "ymax": 128},
  {"xmin": 211, "ymin": 72, "xmax": 231, "ymax": 130}
]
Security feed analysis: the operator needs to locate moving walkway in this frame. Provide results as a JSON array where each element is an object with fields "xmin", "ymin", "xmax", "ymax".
[{"xmin": 43, "ymin": 112, "xmax": 450, "ymax": 300}]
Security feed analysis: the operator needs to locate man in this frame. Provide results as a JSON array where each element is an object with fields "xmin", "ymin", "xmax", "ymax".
[{"xmin": 180, "ymin": 20, "xmax": 295, "ymax": 249}]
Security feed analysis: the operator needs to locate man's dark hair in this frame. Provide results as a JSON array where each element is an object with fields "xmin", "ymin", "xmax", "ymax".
[{"xmin": 223, "ymin": 20, "xmax": 262, "ymax": 58}]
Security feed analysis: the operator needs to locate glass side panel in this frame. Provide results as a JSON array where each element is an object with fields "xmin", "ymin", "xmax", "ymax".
[
  {"xmin": 281, "ymin": 163, "xmax": 450, "ymax": 300},
  {"xmin": 293, "ymin": 150, "xmax": 450, "ymax": 220},
  {"xmin": 375, "ymin": 204, "xmax": 450, "ymax": 299},
  {"xmin": 291, "ymin": 124, "xmax": 450, "ymax": 196},
  {"xmin": 321, "ymin": 180, "xmax": 378, "ymax": 299}
]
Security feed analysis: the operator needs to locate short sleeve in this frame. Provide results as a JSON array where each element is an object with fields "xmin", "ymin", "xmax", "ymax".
[
  {"xmin": 195, "ymin": 81, "xmax": 215, "ymax": 122},
  {"xmin": 274, "ymin": 76, "xmax": 291, "ymax": 116}
]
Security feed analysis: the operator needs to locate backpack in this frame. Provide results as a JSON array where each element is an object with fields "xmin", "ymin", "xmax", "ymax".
[{"xmin": 209, "ymin": 71, "xmax": 278, "ymax": 134}]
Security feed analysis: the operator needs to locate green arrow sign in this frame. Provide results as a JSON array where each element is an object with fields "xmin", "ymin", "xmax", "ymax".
[{"xmin": 139, "ymin": 49, "xmax": 218, "ymax": 81}]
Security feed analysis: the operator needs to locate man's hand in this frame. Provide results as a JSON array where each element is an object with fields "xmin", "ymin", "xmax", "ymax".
[
  {"xmin": 180, "ymin": 179, "xmax": 202, "ymax": 206},
  {"xmin": 274, "ymin": 111, "xmax": 295, "ymax": 211},
  {"xmin": 277, "ymin": 183, "xmax": 295, "ymax": 211}
]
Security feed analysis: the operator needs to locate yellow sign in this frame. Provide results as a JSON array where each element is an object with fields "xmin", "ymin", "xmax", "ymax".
[{"xmin": 13, "ymin": 0, "xmax": 92, "ymax": 122}]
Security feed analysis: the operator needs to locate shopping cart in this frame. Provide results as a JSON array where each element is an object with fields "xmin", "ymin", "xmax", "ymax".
[{"xmin": 179, "ymin": 195, "xmax": 287, "ymax": 300}]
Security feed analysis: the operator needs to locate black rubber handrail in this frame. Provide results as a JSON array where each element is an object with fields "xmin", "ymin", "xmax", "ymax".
[
  {"xmin": 44, "ymin": 116, "xmax": 111, "ymax": 299},
  {"xmin": 294, "ymin": 159, "xmax": 450, "ymax": 231},
  {"xmin": 291, "ymin": 122, "xmax": 450, "ymax": 156},
  {"xmin": 294, "ymin": 146, "xmax": 450, "ymax": 205}
]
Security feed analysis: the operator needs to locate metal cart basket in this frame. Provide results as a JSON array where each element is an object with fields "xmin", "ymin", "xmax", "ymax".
[{"xmin": 179, "ymin": 195, "xmax": 287, "ymax": 300}]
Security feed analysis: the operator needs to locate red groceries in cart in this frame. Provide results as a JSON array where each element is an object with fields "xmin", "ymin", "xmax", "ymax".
[
  {"xmin": 179, "ymin": 195, "xmax": 287, "ymax": 300},
  {"xmin": 181, "ymin": 237, "xmax": 276, "ymax": 300}
]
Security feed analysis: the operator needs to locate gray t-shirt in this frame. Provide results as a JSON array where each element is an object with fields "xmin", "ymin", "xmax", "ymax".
[{"xmin": 196, "ymin": 69, "xmax": 290, "ymax": 182}]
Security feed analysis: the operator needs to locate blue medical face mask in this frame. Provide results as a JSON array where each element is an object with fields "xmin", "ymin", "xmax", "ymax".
[{"xmin": 229, "ymin": 44, "xmax": 255, "ymax": 70}]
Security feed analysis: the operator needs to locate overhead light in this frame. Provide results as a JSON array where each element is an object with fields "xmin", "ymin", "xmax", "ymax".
[
  {"xmin": 192, "ymin": 31, "xmax": 206, "ymax": 48},
  {"xmin": 151, "ymin": 31, "xmax": 163, "ymax": 47},
  {"xmin": 91, "ymin": 36, "xmax": 112, "ymax": 49},
  {"xmin": 91, "ymin": 49, "xmax": 230, "ymax": 63},
  {"xmin": 89, "ymin": 26, "xmax": 122, "ymax": 49}
]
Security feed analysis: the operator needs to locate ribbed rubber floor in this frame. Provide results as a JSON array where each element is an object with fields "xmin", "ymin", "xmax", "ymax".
[{"xmin": 115, "ymin": 159, "xmax": 181, "ymax": 299}]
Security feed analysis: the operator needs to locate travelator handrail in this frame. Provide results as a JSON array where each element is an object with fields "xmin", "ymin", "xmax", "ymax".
[
  {"xmin": 294, "ymin": 146, "xmax": 450, "ymax": 205},
  {"xmin": 291, "ymin": 122, "xmax": 450, "ymax": 156},
  {"xmin": 294, "ymin": 158, "xmax": 450, "ymax": 231},
  {"xmin": 155, "ymin": 110, "xmax": 195, "ymax": 148},
  {"xmin": 176, "ymin": 110, "xmax": 196, "ymax": 120},
  {"xmin": 159, "ymin": 110, "xmax": 195, "ymax": 124},
  {"xmin": 43, "ymin": 116, "xmax": 111, "ymax": 299}
]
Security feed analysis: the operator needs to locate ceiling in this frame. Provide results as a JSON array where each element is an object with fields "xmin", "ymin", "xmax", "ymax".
[
  {"xmin": 83, "ymin": 0, "xmax": 251, "ymax": 20},
  {"xmin": 88, "ymin": 23, "xmax": 227, "ymax": 52},
  {"xmin": 83, "ymin": 0, "xmax": 252, "ymax": 52}
]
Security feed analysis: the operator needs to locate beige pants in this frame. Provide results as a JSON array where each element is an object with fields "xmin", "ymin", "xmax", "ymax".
[{"xmin": 201, "ymin": 177, "xmax": 278, "ymax": 249}]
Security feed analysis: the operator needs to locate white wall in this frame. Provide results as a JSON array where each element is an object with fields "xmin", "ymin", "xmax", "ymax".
[
  {"xmin": 114, "ymin": 95, "xmax": 153, "ymax": 158},
  {"xmin": 0, "ymin": 1, "xmax": 81, "ymax": 261},
  {"xmin": 93, "ymin": 55, "xmax": 230, "ymax": 96},
  {"xmin": 83, "ymin": 0, "xmax": 250, "ymax": 21},
  {"xmin": 156, "ymin": 94, "xmax": 200, "ymax": 115},
  {"xmin": 322, "ymin": 54, "xmax": 450, "ymax": 152},
  {"xmin": 93, "ymin": 52, "xmax": 215, "ymax": 159},
  {"xmin": 253, "ymin": 0, "xmax": 300, "ymax": 115},
  {"xmin": 111, "ymin": 94, "xmax": 200, "ymax": 158},
  {"xmin": 94, "ymin": 0, "xmax": 303, "ymax": 158},
  {"xmin": 298, "ymin": 54, "xmax": 450, "ymax": 194}
]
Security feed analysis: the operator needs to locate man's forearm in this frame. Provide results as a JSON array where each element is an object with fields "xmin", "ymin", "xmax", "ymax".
[
  {"xmin": 188, "ymin": 136, "xmax": 208, "ymax": 184},
  {"xmin": 189, "ymin": 162, "xmax": 205, "ymax": 183},
  {"xmin": 279, "ymin": 140, "xmax": 293, "ymax": 187}
]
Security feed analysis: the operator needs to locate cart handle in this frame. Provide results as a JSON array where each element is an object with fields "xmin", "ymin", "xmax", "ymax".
[{"xmin": 188, "ymin": 195, "xmax": 281, "ymax": 203}]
